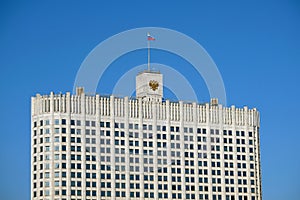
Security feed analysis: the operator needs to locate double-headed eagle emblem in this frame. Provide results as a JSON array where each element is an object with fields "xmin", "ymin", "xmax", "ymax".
[{"xmin": 149, "ymin": 80, "xmax": 159, "ymax": 91}]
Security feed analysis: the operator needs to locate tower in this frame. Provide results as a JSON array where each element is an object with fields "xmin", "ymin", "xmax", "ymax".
[{"xmin": 136, "ymin": 70, "xmax": 163, "ymax": 101}]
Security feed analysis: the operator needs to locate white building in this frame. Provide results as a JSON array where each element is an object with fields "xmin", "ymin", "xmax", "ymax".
[{"xmin": 31, "ymin": 70, "xmax": 261, "ymax": 200}]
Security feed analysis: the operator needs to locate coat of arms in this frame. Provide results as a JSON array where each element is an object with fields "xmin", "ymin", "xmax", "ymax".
[{"xmin": 149, "ymin": 80, "xmax": 159, "ymax": 91}]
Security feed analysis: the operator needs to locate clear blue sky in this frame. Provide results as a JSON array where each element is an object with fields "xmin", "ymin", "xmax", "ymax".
[{"xmin": 0, "ymin": 0, "xmax": 299, "ymax": 199}]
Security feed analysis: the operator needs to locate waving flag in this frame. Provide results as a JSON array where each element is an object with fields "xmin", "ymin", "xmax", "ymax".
[{"xmin": 147, "ymin": 33, "xmax": 155, "ymax": 41}]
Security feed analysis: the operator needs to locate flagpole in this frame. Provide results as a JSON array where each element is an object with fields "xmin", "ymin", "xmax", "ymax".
[{"xmin": 147, "ymin": 38, "xmax": 150, "ymax": 71}]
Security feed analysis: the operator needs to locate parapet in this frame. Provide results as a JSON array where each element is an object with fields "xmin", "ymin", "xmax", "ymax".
[{"xmin": 32, "ymin": 91, "xmax": 259, "ymax": 127}]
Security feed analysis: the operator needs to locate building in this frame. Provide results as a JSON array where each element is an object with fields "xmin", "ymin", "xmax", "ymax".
[{"xmin": 31, "ymin": 70, "xmax": 261, "ymax": 200}]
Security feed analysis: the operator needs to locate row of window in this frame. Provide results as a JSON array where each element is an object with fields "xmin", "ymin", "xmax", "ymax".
[
  {"xmin": 34, "ymin": 177, "xmax": 255, "ymax": 191},
  {"xmin": 33, "ymin": 120, "xmax": 254, "ymax": 137},
  {"xmin": 34, "ymin": 168, "xmax": 256, "ymax": 187},
  {"xmin": 33, "ymin": 139, "xmax": 254, "ymax": 155},
  {"xmin": 33, "ymin": 180, "xmax": 97, "ymax": 188},
  {"xmin": 33, "ymin": 153, "xmax": 255, "ymax": 171},
  {"xmin": 34, "ymin": 189, "xmax": 256, "ymax": 199},
  {"xmin": 33, "ymin": 190, "xmax": 96, "ymax": 197}
]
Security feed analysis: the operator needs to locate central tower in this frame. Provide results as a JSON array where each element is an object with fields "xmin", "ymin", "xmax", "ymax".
[{"xmin": 136, "ymin": 70, "xmax": 163, "ymax": 101}]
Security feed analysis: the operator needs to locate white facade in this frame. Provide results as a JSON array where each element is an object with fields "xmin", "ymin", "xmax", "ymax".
[{"xmin": 31, "ymin": 71, "xmax": 261, "ymax": 200}]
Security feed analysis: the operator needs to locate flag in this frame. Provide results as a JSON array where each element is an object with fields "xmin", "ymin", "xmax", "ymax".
[{"xmin": 147, "ymin": 33, "xmax": 155, "ymax": 41}]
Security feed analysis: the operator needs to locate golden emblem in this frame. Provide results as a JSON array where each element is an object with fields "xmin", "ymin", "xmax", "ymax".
[{"xmin": 149, "ymin": 80, "xmax": 159, "ymax": 91}]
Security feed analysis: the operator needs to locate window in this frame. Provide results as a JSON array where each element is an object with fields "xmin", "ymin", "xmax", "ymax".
[
  {"xmin": 106, "ymin": 131, "xmax": 110, "ymax": 136},
  {"xmin": 54, "ymin": 137, "xmax": 59, "ymax": 142},
  {"xmin": 143, "ymin": 124, "xmax": 147, "ymax": 130},
  {"xmin": 100, "ymin": 121, "xmax": 105, "ymax": 127},
  {"xmin": 54, "ymin": 181, "xmax": 59, "ymax": 187},
  {"xmin": 45, "ymin": 146, "xmax": 50, "ymax": 152}
]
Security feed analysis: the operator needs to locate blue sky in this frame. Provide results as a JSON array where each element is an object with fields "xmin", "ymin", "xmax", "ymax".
[{"xmin": 0, "ymin": 0, "xmax": 299, "ymax": 199}]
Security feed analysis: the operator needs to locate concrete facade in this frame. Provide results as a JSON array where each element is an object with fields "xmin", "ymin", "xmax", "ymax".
[{"xmin": 31, "ymin": 71, "xmax": 261, "ymax": 200}]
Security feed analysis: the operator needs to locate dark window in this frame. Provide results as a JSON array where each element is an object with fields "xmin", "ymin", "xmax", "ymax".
[{"xmin": 100, "ymin": 122, "xmax": 104, "ymax": 127}]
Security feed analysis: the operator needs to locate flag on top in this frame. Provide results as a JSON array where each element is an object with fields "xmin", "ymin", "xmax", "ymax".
[{"xmin": 147, "ymin": 33, "xmax": 155, "ymax": 41}]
